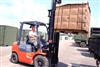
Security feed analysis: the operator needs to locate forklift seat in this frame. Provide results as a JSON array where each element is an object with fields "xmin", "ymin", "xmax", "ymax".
[
  {"xmin": 26, "ymin": 34, "xmax": 37, "ymax": 52},
  {"xmin": 26, "ymin": 34, "xmax": 34, "ymax": 45}
]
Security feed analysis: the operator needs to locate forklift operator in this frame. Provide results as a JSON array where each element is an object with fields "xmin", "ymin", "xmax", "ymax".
[{"xmin": 28, "ymin": 25, "xmax": 37, "ymax": 47}]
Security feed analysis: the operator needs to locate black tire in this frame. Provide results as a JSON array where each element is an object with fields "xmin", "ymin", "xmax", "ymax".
[
  {"xmin": 34, "ymin": 55, "xmax": 49, "ymax": 67},
  {"xmin": 80, "ymin": 42, "xmax": 86, "ymax": 47},
  {"xmin": 10, "ymin": 53, "xmax": 18, "ymax": 63}
]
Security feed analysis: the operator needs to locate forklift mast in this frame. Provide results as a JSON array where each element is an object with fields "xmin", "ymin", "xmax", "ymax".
[
  {"xmin": 48, "ymin": 0, "xmax": 61, "ymax": 42},
  {"xmin": 48, "ymin": 0, "xmax": 62, "ymax": 67}
]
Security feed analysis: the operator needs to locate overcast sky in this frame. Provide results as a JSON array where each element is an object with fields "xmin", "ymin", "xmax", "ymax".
[{"xmin": 0, "ymin": 0, "xmax": 100, "ymax": 32}]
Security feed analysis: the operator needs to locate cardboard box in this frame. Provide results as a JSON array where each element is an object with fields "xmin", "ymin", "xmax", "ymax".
[
  {"xmin": 54, "ymin": 2, "xmax": 91, "ymax": 33},
  {"xmin": 68, "ymin": 22, "xmax": 77, "ymax": 29},
  {"xmin": 78, "ymin": 15, "xmax": 89, "ymax": 23}
]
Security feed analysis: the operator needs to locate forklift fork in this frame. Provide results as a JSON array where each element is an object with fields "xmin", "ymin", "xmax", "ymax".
[{"xmin": 51, "ymin": 32, "xmax": 60, "ymax": 66}]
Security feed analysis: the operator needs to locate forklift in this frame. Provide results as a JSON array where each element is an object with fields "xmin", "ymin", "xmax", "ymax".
[{"xmin": 10, "ymin": 0, "xmax": 61, "ymax": 67}]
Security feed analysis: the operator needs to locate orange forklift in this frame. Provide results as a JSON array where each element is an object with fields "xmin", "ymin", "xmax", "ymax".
[{"xmin": 10, "ymin": 0, "xmax": 61, "ymax": 67}]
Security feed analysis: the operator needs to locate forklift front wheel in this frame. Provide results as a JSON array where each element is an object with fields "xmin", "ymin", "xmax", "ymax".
[
  {"xmin": 10, "ymin": 53, "xmax": 18, "ymax": 63},
  {"xmin": 34, "ymin": 55, "xmax": 49, "ymax": 67}
]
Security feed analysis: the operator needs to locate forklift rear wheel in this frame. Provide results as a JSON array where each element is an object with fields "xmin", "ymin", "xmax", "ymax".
[
  {"xmin": 10, "ymin": 53, "xmax": 18, "ymax": 63},
  {"xmin": 34, "ymin": 55, "xmax": 49, "ymax": 67},
  {"xmin": 80, "ymin": 42, "xmax": 86, "ymax": 47}
]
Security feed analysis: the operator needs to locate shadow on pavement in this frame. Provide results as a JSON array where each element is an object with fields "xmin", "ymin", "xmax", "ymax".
[
  {"xmin": 70, "ymin": 43, "xmax": 93, "ymax": 58},
  {"xmin": 9, "ymin": 59, "xmax": 33, "ymax": 67},
  {"xmin": 71, "ymin": 63, "xmax": 96, "ymax": 67},
  {"xmin": 17, "ymin": 62, "xmax": 33, "ymax": 67},
  {"xmin": 70, "ymin": 43, "xmax": 80, "ymax": 47},
  {"xmin": 77, "ymin": 49, "xmax": 89, "ymax": 52},
  {"xmin": 81, "ymin": 52, "xmax": 94, "ymax": 58},
  {"xmin": 57, "ymin": 62, "xmax": 68, "ymax": 67},
  {"xmin": 70, "ymin": 43, "xmax": 88, "ymax": 48},
  {"xmin": 18, "ymin": 62, "xmax": 68, "ymax": 67},
  {"xmin": 9, "ymin": 59, "xmax": 68, "ymax": 67},
  {"xmin": 77, "ymin": 49, "xmax": 94, "ymax": 58}
]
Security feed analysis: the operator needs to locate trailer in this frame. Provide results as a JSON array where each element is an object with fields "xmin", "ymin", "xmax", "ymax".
[{"xmin": 88, "ymin": 28, "xmax": 100, "ymax": 67}]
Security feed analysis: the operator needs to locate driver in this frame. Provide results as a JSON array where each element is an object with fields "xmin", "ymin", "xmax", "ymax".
[{"xmin": 28, "ymin": 25, "xmax": 37, "ymax": 46}]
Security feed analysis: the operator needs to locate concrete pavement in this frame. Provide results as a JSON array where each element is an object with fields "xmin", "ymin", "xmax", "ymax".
[{"xmin": 0, "ymin": 40, "xmax": 96, "ymax": 67}]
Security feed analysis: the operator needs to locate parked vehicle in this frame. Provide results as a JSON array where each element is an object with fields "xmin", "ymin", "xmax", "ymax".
[
  {"xmin": 74, "ymin": 33, "xmax": 87, "ymax": 47},
  {"xmin": 88, "ymin": 27, "xmax": 100, "ymax": 67}
]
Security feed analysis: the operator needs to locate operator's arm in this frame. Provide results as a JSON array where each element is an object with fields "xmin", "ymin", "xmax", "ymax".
[
  {"xmin": 29, "ymin": 35, "xmax": 36, "ymax": 38},
  {"xmin": 29, "ymin": 31, "xmax": 37, "ymax": 39}
]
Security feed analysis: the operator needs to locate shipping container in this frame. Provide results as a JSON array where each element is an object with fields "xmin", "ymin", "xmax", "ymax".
[
  {"xmin": 17, "ymin": 29, "xmax": 23, "ymax": 41},
  {"xmin": 18, "ymin": 29, "xmax": 24, "ymax": 37},
  {"xmin": 0, "ymin": 26, "xmax": 5, "ymax": 46},
  {"xmin": 54, "ymin": 2, "xmax": 91, "ymax": 34},
  {"xmin": 0, "ymin": 25, "xmax": 18, "ymax": 46},
  {"xmin": 21, "ymin": 29, "xmax": 31, "ymax": 42}
]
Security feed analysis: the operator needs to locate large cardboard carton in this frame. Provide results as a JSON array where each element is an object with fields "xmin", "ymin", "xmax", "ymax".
[{"xmin": 54, "ymin": 2, "xmax": 91, "ymax": 34}]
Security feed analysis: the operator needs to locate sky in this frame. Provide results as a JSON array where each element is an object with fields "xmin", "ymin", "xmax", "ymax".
[{"xmin": 0, "ymin": 0, "xmax": 100, "ymax": 32}]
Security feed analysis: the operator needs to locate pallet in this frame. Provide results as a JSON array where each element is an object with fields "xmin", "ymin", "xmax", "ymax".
[{"xmin": 55, "ymin": 29, "xmax": 88, "ymax": 34}]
